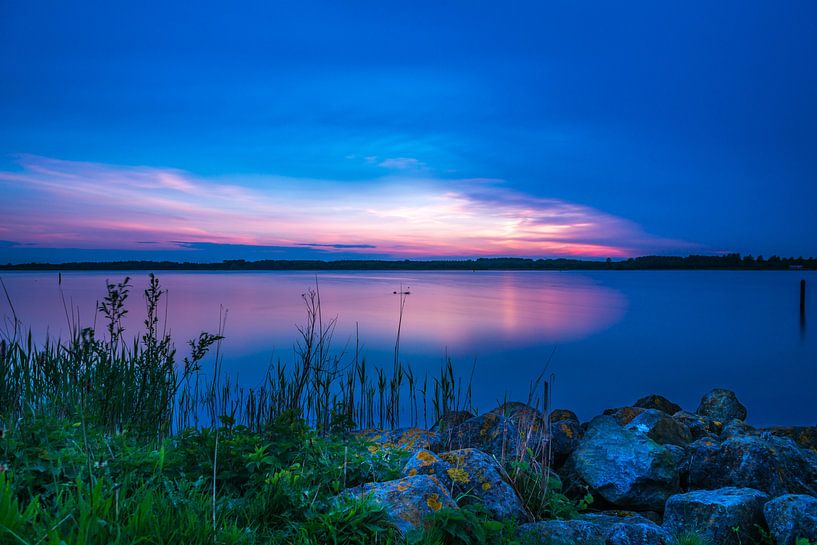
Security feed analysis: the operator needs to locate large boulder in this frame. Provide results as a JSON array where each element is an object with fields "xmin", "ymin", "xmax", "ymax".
[
  {"xmin": 763, "ymin": 494, "xmax": 817, "ymax": 545},
  {"xmin": 761, "ymin": 426, "xmax": 817, "ymax": 453},
  {"xmin": 437, "ymin": 448, "xmax": 530, "ymax": 522},
  {"xmin": 672, "ymin": 411, "xmax": 720, "ymax": 440},
  {"xmin": 550, "ymin": 417, "xmax": 583, "ymax": 466},
  {"xmin": 696, "ymin": 388, "xmax": 747, "ymax": 423},
  {"xmin": 518, "ymin": 513, "xmax": 670, "ymax": 545},
  {"xmin": 441, "ymin": 413, "xmax": 521, "ymax": 462},
  {"xmin": 626, "ymin": 409, "xmax": 693, "ymax": 447},
  {"xmin": 346, "ymin": 474, "xmax": 457, "ymax": 535},
  {"xmin": 429, "ymin": 410, "xmax": 475, "ymax": 432},
  {"xmin": 634, "ymin": 394, "xmax": 682, "ymax": 416},
  {"xmin": 663, "ymin": 487, "xmax": 769, "ymax": 545},
  {"xmin": 686, "ymin": 433, "xmax": 817, "ymax": 497},
  {"xmin": 490, "ymin": 402, "xmax": 549, "ymax": 459},
  {"xmin": 603, "ymin": 406, "xmax": 647, "ymax": 426},
  {"xmin": 569, "ymin": 415, "xmax": 684, "ymax": 511},
  {"xmin": 549, "ymin": 408, "xmax": 579, "ymax": 423}
]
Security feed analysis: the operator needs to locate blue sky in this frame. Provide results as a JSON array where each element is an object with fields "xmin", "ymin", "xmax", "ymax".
[{"xmin": 1, "ymin": 1, "xmax": 816, "ymax": 262}]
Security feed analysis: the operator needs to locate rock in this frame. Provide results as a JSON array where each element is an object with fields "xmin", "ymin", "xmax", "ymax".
[
  {"xmin": 687, "ymin": 433, "xmax": 817, "ymax": 497},
  {"xmin": 626, "ymin": 409, "xmax": 693, "ymax": 447},
  {"xmin": 663, "ymin": 487, "xmax": 769, "ymax": 545},
  {"xmin": 518, "ymin": 513, "xmax": 670, "ymax": 545},
  {"xmin": 490, "ymin": 402, "xmax": 549, "ymax": 459},
  {"xmin": 603, "ymin": 406, "xmax": 647, "ymax": 426},
  {"xmin": 634, "ymin": 394, "xmax": 682, "ymax": 416},
  {"xmin": 721, "ymin": 418, "xmax": 757, "ymax": 438},
  {"xmin": 549, "ymin": 408, "xmax": 579, "ymax": 423},
  {"xmin": 403, "ymin": 448, "xmax": 444, "ymax": 478},
  {"xmin": 696, "ymin": 388, "xmax": 747, "ymax": 422},
  {"xmin": 517, "ymin": 520, "xmax": 606, "ymax": 545},
  {"xmin": 346, "ymin": 474, "xmax": 457, "ymax": 535},
  {"xmin": 550, "ymin": 417, "xmax": 583, "ymax": 466},
  {"xmin": 764, "ymin": 494, "xmax": 817, "ymax": 545},
  {"xmin": 761, "ymin": 426, "xmax": 817, "ymax": 453},
  {"xmin": 672, "ymin": 410, "xmax": 720, "ymax": 440},
  {"xmin": 429, "ymin": 410, "xmax": 475, "ymax": 432},
  {"xmin": 442, "ymin": 413, "xmax": 521, "ymax": 462},
  {"xmin": 438, "ymin": 448, "xmax": 530, "ymax": 522},
  {"xmin": 569, "ymin": 415, "xmax": 684, "ymax": 511},
  {"xmin": 582, "ymin": 512, "xmax": 671, "ymax": 545},
  {"xmin": 356, "ymin": 427, "xmax": 441, "ymax": 453}
]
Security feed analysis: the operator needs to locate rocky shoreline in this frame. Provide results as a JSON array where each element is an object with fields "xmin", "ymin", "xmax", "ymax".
[{"xmin": 349, "ymin": 389, "xmax": 817, "ymax": 545}]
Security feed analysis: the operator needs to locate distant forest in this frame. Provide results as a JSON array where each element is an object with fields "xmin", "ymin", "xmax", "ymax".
[{"xmin": 1, "ymin": 254, "xmax": 815, "ymax": 271}]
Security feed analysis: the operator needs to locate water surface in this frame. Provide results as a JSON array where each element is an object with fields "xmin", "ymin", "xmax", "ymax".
[{"xmin": 1, "ymin": 270, "xmax": 814, "ymax": 426}]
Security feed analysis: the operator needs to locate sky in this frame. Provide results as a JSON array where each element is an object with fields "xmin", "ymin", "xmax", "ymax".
[{"xmin": 1, "ymin": 1, "xmax": 816, "ymax": 263}]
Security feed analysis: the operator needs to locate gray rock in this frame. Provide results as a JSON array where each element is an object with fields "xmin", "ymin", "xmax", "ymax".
[
  {"xmin": 687, "ymin": 433, "xmax": 817, "ymax": 497},
  {"xmin": 696, "ymin": 388, "xmax": 747, "ymax": 423},
  {"xmin": 402, "ymin": 448, "xmax": 445, "ymax": 478},
  {"xmin": 346, "ymin": 474, "xmax": 457, "ymax": 535},
  {"xmin": 663, "ymin": 487, "xmax": 769, "ymax": 545},
  {"xmin": 672, "ymin": 410, "xmax": 720, "ymax": 440},
  {"xmin": 570, "ymin": 415, "xmax": 684, "ymax": 511},
  {"xmin": 490, "ymin": 402, "xmax": 549, "ymax": 460},
  {"xmin": 438, "ymin": 448, "xmax": 530, "ymax": 522},
  {"xmin": 761, "ymin": 426, "xmax": 817, "ymax": 452},
  {"xmin": 518, "ymin": 513, "xmax": 670, "ymax": 545},
  {"xmin": 763, "ymin": 494, "xmax": 817, "ymax": 545},
  {"xmin": 634, "ymin": 394, "xmax": 683, "ymax": 416},
  {"xmin": 549, "ymin": 408, "xmax": 580, "ymax": 424},
  {"xmin": 550, "ymin": 417, "xmax": 583, "ymax": 465},
  {"xmin": 442, "ymin": 413, "xmax": 521, "ymax": 462},
  {"xmin": 626, "ymin": 409, "xmax": 693, "ymax": 447},
  {"xmin": 429, "ymin": 410, "xmax": 475, "ymax": 432},
  {"xmin": 603, "ymin": 406, "xmax": 647, "ymax": 426},
  {"xmin": 721, "ymin": 418, "xmax": 757, "ymax": 439},
  {"xmin": 517, "ymin": 520, "xmax": 606, "ymax": 545}
]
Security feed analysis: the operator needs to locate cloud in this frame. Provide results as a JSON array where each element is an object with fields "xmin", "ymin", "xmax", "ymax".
[
  {"xmin": 378, "ymin": 157, "xmax": 425, "ymax": 170},
  {"xmin": 0, "ymin": 155, "xmax": 697, "ymax": 261}
]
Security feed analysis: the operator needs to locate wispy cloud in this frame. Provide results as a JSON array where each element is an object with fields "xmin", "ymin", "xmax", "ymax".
[{"xmin": 0, "ymin": 155, "xmax": 695, "ymax": 260}]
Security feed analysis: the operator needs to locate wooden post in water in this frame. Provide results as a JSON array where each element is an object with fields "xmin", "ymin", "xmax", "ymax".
[{"xmin": 801, "ymin": 279, "xmax": 806, "ymax": 316}]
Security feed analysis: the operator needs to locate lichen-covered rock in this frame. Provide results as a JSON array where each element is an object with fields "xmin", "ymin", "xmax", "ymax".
[
  {"xmin": 346, "ymin": 474, "xmax": 457, "ymax": 535},
  {"xmin": 438, "ymin": 448, "xmax": 530, "ymax": 522},
  {"xmin": 686, "ymin": 433, "xmax": 817, "ymax": 497},
  {"xmin": 581, "ymin": 513, "xmax": 671, "ymax": 545},
  {"xmin": 761, "ymin": 426, "xmax": 817, "ymax": 453},
  {"xmin": 570, "ymin": 415, "xmax": 684, "ymax": 511},
  {"xmin": 518, "ymin": 513, "xmax": 670, "ymax": 545},
  {"xmin": 490, "ymin": 402, "xmax": 549, "ymax": 459},
  {"xmin": 663, "ymin": 487, "xmax": 769, "ymax": 545},
  {"xmin": 634, "ymin": 394, "xmax": 682, "ymax": 416},
  {"xmin": 549, "ymin": 408, "xmax": 579, "ymax": 424},
  {"xmin": 696, "ymin": 388, "xmax": 747, "ymax": 422},
  {"xmin": 603, "ymin": 406, "xmax": 647, "ymax": 426},
  {"xmin": 672, "ymin": 410, "xmax": 720, "ymax": 440},
  {"xmin": 626, "ymin": 409, "xmax": 693, "ymax": 447},
  {"xmin": 402, "ymin": 448, "xmax": 444, "ymax": 478},
  {"xmin": 550, "ymin": 417, "xmax": 583, "ymax": 466},
  {"xmin": 429, "ymin": 410, "xmax": 475, "ymax": 432},
  {"xmin": 763, "ymin": 494, "xmax": 817, "ymax": 545},
  {"xmin": 517, "ymin": 520, "xmax": 606, "ymax": 545},
  {"xmin": 442, "ymin": 413, "xmax": 521, "ymax": 462},
  {"xmin": 356, "ymin": 427, "xmax": 440, "ymax": 453},
  {"xmin": 721, "ymin": 418, "xmax": 757, "ymax": 438}
]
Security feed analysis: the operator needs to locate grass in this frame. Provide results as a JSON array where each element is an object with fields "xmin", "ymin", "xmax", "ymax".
[{"xmin": 0, "ymin": 273, "xmax": 578, "ymax": 544}]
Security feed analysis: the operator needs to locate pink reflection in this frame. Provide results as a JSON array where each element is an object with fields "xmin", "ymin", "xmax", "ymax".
[{"xmin": 0, "ymin": 272, "xmax": 626, "ymax": 365}]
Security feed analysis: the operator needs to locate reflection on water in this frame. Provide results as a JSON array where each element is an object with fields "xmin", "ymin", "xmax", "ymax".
[{"xmin": 1, "ymin": 270, "xmax": 815, "ymax": 426}]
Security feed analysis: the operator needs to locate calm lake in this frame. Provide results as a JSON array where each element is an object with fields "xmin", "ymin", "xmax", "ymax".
[{"xmin": 1, "ymin": 270, "xmax": 815, "ymax": 426}]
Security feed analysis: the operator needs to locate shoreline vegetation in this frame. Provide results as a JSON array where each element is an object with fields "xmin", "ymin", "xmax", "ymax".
[
  {"xmin": 2, "ymin": 253, "xmax": 817, "ymax": 271},
  {"xmin": 1, "ymin": 275, "xmax": 816, "ymax": 544}
]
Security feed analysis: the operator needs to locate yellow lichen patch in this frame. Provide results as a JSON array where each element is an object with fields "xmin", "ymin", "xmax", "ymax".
[
  {"xmin": 481, "ymin": 482, "xmax": 491, "ymax": 491},
  {"xmin": 408, "ymin": 468, "xmax": 418, "ymax": 476},
  {"xmin": 426, "ymin": 493, "xmax": 443, "ymax": 511},
  {"xmin": 417, "ymin": 450, "xmax": 437, "ymax": 466},
  {"xmin": 367, "ymin": 445, "xmax": 379, "ymax": 454},
  {"xmin": 446, "ymin": 467, "xmax": 470, "ymax": 484},
  {"xmin": 397, "ymin": 479, "xmax": 412, "ymax": 492},
  {"xmin": 560, "ymin": 423, "xmax": 574, "ymax": 438}
]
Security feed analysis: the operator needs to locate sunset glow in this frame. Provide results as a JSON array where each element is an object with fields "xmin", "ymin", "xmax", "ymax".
[{"xmin": 1, "ymin": 155, "xmax": 691, "ymax": 261}]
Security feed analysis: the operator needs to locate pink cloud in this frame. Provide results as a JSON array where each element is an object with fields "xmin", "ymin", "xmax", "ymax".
[{"xmin": 0, "ymin": 155, "xmax": 696, "ymax": 258}]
